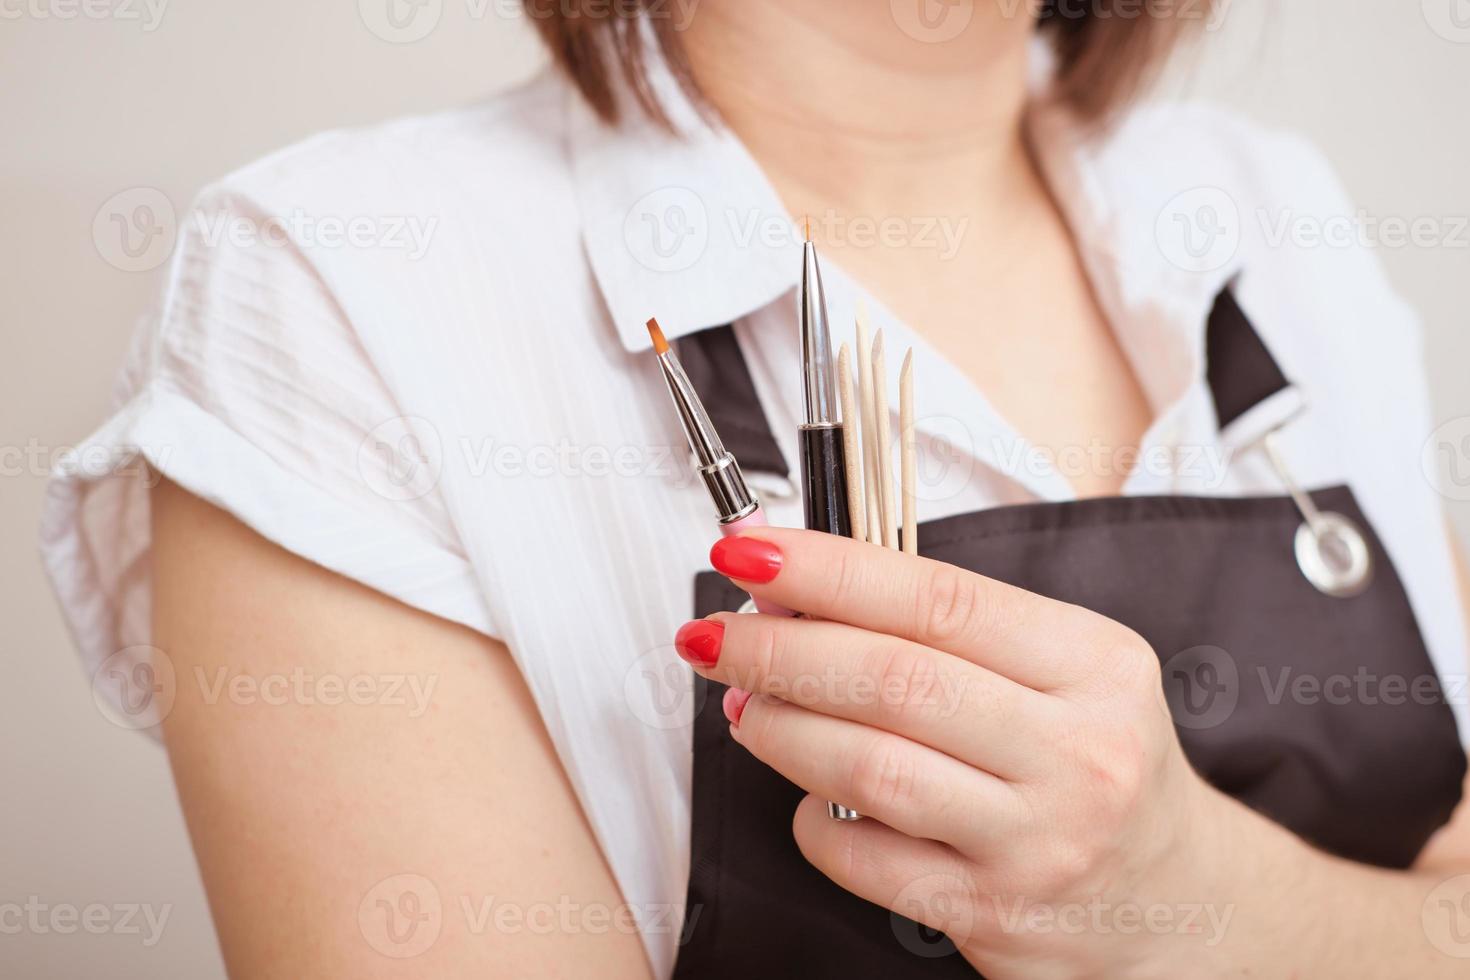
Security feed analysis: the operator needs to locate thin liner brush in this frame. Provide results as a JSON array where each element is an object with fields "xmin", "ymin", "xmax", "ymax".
[{"xmin": 645, "ymin": 317, "xmax": 791, "ymax": 617}]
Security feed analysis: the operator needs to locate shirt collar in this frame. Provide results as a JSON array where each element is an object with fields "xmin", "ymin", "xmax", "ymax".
[
  {"xmin": 565, "ymin": 50, "xmax": 801, "ymax": 352},
  {"xmin": 566, "ymin": 34, "xmax": 1244, "ymax": 436}
]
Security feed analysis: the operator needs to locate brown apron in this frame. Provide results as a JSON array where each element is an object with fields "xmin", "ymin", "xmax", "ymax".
[{"xmin": 667, "ymin": 289, "xmax": 1465, "ymax": 978}]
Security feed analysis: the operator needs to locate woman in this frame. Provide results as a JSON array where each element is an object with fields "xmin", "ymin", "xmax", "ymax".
[{"xmin": 41, "ymin": 0, "xmax": 1470, "ymax": 976}]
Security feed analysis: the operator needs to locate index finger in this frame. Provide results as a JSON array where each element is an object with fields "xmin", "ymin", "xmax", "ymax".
[{"xmin": 709, "ymin": 528, "xmax": 1110, "ymax": 691}]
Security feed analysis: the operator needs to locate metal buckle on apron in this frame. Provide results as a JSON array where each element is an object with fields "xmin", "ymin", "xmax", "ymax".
[
  {"xmin": 1221, "ymin": 385, "xmax": 1372, "ymax": 599},
  {"xmin": 1260, "ymin": 430, "xmax": 1373, "ymax": 598}
]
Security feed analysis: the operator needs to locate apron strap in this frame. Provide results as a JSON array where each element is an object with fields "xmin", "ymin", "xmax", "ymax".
[
  {"xmin": 675, "ymin": 284, "xmax": 1292, "ymax": 478},
  {"xmin": 1205, "ymin": 286, "xmax": 1292, "ymax": 430}
]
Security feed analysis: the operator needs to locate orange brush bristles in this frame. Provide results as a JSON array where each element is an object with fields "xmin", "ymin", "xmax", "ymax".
[{"xmin": 646, "ymin": 317, "xmax": 670, "ymax": 354}]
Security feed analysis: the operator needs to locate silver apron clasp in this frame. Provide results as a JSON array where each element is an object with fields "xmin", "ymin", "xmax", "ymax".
[
  {"xmin": 1221, "ymin": 386, "xmax": 1373, "ymax": 599},
  {"xmin": 1224, "ymin": 385, "xmax": 1371, "ymax": 600},
  {"xmin": 1259, "ymin": 430, "xmax": 1373, "ymax": 598}
]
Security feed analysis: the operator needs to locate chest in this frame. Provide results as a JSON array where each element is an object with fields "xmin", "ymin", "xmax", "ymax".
[{"xmin": 827, "ymin": 227, "xmax": 1154, "ymax": 498}]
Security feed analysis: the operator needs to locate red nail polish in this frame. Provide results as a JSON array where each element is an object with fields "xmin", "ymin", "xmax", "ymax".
[
  {"xmin": 723, "ymin": 687, "xmax": 752, "ymax": 726},
  {"xmin": 675, "ymin": 620, "xmax": 724, "ymax": 667},
  {"xmin": 709, "ymin": 536, "xmax": 783, "ymax": 584}
]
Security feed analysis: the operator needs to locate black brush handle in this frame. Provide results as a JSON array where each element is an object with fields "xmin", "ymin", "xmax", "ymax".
[{"xmin": 798, "ymin": 425, "xmax": 852, "ymax": 538}]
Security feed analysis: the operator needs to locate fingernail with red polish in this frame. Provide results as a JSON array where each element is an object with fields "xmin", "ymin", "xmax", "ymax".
[
  {"xmin": 709, "ymin": 536, "xmax": 783, "ymax": 584},
  {"xmin": 723, "ymin": 687, "xmax": 752, "ymax": 726},
  {"xmin": 675, "ymin": 619, "xmax": 724, "ymax": 667}
]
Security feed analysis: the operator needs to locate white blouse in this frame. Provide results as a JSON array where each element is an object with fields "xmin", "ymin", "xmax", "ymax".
[{"xmin": 41, "ymin": 42, "xmax": 1468, "ymax": 978}]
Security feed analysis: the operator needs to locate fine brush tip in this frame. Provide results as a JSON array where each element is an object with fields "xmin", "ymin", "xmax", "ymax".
[
  {"xmin": 804, "ymin": 214, "xmax": 811, "ymax": 242},
  {"xmin": 645, "ymin": 317, "xmax": 670, "ymax": 355}
]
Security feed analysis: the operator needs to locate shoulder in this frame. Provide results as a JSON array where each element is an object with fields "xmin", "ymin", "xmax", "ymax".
[
  {"xmin": 169, "ymin": 67, "xmax": 591, "ymax": 352},
  {"xmin": 1090, "ymin": 100, "xmax": 1425, "ymax": 362},
  {"xmin": 208, "ymin": 68, "xmax": 574, "ymax": 216},
  {"xmin": 1095, "ymin": 99, "xmax": 1413, "ymax": 305}
]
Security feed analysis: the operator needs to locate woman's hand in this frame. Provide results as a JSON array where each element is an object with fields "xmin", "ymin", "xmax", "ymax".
[{"xmin": 673, "ymin": 527, "xmax": 1244, "ymax": 979}]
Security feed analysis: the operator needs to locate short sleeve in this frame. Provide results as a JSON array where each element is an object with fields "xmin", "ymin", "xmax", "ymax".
[{"xmin": 40, "ymin": 185, "xmax": 496, "ymax": 732}]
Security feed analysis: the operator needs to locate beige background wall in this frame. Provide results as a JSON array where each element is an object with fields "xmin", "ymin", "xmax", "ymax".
[{"xmin": 2, "ymin": 2, "xmax": 1466, "ymax": 976}]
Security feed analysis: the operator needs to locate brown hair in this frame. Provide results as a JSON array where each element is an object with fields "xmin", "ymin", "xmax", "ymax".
[{"xmin": 525, "ymin": 0, "xmax": 1203, "ymax": 129}]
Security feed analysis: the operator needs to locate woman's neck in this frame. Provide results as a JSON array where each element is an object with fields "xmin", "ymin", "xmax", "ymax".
[{"xmin": 680, "ymin": 0, "xmax": 1043, "ymax": 224}]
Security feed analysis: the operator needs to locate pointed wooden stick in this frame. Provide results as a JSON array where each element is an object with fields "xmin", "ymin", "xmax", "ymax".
[
  {"xmin": 837, "ymin": 343, "xmax": 866, "ymax": 542},
  {"xmin": 854, "ymin": 303, "xmax": 883, "ymax": 545},
  {"xmin": 900, "ymin": 348, "xmax": 917, "ymax": 556},
  {"xmin": 872, "ymin": 330, "xmax": 899, "ymax": 550}
]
